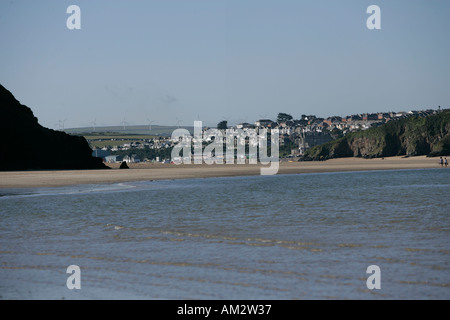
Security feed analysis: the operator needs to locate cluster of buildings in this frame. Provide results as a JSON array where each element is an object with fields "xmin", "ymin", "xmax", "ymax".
[
  {"xmin": 225, "ymin": 109, "xmax": 439, "ymax": 157},
  {"xmin": 240, "ymin": 109, "xmax": 437, "ymax": 133},
  {"xmin": 90, "ymin": 137, "xmax": 173, "ymax": 163},
  {"xmin": 107, "ymin": 138, "xmax": 172, "ymax": 152},
  {"xmin": 91, "ymin": 109, "xmax": 439, "ymax": 163}
]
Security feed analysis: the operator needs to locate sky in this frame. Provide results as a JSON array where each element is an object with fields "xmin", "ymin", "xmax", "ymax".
[{"xmin": 0, "ymin": 0, "xmax": 449, "ymax": 129}]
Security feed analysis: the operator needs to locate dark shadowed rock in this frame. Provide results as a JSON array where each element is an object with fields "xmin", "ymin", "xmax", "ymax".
[
  {"xmin": 119, "ymin": 161, "xmax": 129, "ymax": 169},
  {"xmin": 0, "ymin": 84, "xmax": 109, "ymax": 171}
]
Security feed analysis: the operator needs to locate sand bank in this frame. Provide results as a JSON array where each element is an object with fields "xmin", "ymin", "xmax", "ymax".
[{"xmin": 0, "ymin": 156, "xmax": 443, "ymax": 189}]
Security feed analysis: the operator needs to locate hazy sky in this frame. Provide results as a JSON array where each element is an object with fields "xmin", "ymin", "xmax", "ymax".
[{"xmin": 1, "ymin": 0, "xmax": 449, "ymax": 129}]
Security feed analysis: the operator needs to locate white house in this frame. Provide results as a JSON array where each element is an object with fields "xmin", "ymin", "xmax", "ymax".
[{"xmin": 123, "ymin": 155, "xmax": 141, "ymax": 163}]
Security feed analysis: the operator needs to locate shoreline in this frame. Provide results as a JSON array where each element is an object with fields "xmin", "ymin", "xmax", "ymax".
[{"xmin": 0, "ymin": 155, "xmax": 443, "ymax": 189}]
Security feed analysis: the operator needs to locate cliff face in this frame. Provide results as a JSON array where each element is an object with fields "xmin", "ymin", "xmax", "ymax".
[
  {"xmin": 301, "ymin": 110, "xmax": 450, "ymax": 161},
  {"xmin": 0, "ymin": 84, "xmax": 109, "ymax": 171}
]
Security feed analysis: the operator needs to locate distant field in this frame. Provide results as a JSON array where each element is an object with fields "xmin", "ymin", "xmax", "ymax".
[
  {"xmin": 79, "ymin": 134, "xmax": 158, "ymax": 148},
  {"xmin": 64, "ymin": 125, "xmax": 194, "ymax": 136},
  {"xmin": 64, "ymin": 125, "xmax": 194, "ymax": 148},
  {"xmin": 87, "ymin": 139, "xmax": 150, "ymax": 148},
  {"xmin": 83, "ymin": 134, "xmax": 156, "ymax": 140}
]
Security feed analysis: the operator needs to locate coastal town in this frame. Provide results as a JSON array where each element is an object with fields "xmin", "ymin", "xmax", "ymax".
[{"xmin": 88, "ymin": 108, "xmax": 440, "ymax": 164}]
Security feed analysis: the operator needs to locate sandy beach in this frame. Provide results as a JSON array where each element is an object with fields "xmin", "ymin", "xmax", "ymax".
[{"xmin": 0, "ymin": 155, "xmax": 443, "ymax": 189}]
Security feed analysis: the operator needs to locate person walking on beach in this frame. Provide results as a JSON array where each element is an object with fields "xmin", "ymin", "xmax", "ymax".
[
  {"xmin": 439, "ymin": 157, "xmax": 444, "ymax": 167},
  {"xmin": 445, "ymin": 157, "xmax": 448, "ymax": 168}
]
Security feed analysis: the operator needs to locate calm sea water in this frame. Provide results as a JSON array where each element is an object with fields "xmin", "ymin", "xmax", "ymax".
[{"xmin": 0, "ymin": 168, "xmax": 449, "ymax": 300}]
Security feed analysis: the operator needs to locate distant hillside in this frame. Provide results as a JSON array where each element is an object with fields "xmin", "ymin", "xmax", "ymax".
[
  {"xmin": 0, "ymin": 85, "xmax": 109, "ymax": 171},
  {"xmin": 64, "ymin": 125, "xmax": 194, "ymax": 137},
  {"xmin": 301, "ymin": 109, "xmax": 450, "ymax": 161}
]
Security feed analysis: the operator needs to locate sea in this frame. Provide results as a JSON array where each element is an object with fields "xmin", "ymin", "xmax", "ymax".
[{"xmin": 0, "ymin": 168, "xmax": 449, "ymax": 300}]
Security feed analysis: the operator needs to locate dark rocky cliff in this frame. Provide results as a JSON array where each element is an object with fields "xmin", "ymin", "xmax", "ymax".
[
  {"xmin": 0, "ymin": 84, "xmax": 109, "ymax": 171},
  {"xmin": 301, "ymin": 109, "xmax": 450, "ymax": 161}
]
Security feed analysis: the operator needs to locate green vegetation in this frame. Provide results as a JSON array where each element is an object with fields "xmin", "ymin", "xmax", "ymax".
[
  {"xmin": 217, "ymin": 120, "xmax": 228, "ymax": 130},
  {"xmin": 279, "ymin": 141, "xmax": 297, "ymax": 157},
  {"xmin": 82, "ymin": 133, "xmax": 156, "ymax": 140},
  {"xmin": 112, "ymin": 146, "xmax": 174, "ymax": 162},
  {"xmin": 277, "ymin": 113, "xmax": 293, "ymax": 122},
  {"xmin": 301, "ymin": 109, "xmax": 450, "ymax": 160}
]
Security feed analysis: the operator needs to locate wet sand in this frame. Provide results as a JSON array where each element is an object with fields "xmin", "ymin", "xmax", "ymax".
[{"xmin": 0, "ymin": 156, "xmax": 442, "ymax": 188}]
